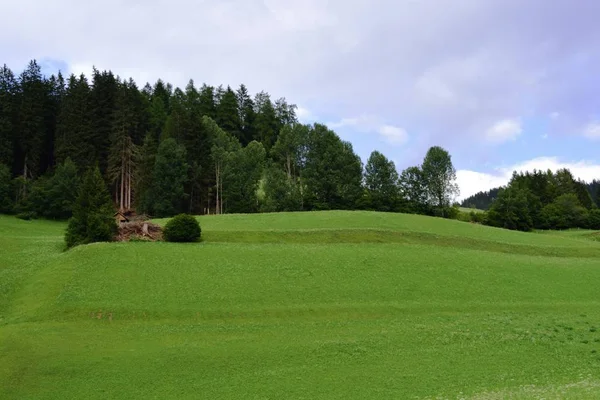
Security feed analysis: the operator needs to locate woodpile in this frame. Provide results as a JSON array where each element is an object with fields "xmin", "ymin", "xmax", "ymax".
[{"xmin": 115, "ymin": 221, "xmax": 163, "ymax": 242}]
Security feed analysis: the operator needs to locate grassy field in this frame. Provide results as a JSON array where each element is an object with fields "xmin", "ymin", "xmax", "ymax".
[{"xmin": 1, "ymin": 211, "xmax": 600, "ymax": 399}]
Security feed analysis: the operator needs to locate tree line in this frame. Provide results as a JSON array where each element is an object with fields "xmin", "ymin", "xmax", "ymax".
[
  {"xmin": 461, "ymin": 172, "xmax": 600, "ymax": 231},
  {"xmin": 0, "ymin": 60, "xmax": 461, "ymax": 221}
]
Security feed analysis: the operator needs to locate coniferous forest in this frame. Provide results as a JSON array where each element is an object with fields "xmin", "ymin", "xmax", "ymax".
[{"xmin": 1, "ymin": 60, "xmax": 599, "ymax": 232}]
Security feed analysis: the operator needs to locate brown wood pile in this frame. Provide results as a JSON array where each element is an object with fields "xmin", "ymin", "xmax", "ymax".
[{"xmin": 116, "ymin": 221, "xmax": 163, "ymax": 242}]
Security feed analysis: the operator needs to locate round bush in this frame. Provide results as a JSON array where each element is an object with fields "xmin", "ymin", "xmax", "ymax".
[{"xmin": 163, "ymin": 214, "xmax": 201, "ymax": 242}]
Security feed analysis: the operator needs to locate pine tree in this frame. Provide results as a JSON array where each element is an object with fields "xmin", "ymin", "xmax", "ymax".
[
  {"xmin": 65, "ymin": 165, "xmax": 116, "ymax": 248},
  {"xmin": 134, "ymin": 133, "xmax": 158, "ymax": 214},
  {"xmin": 16, "ymin": 60, "xmax": 48, "ymax": 180},
  {"xmin": 216, "ymin": 86, "xmax": 242, "ymax": 141},
  {"xmin": 90, "ymin": 68, "xmax": 118, "ymax": 174},
  {"xmin": 236, "ymin": 84, "xmax": 255, "ymax": 146},
  {"xmin": 55, "ymin": 74, "xmax": 94, "ymax": 170},
  {"xmin": 0, "ymin": 65, "xmax": 17, "ymax": 170},
  {"xmin": 253, "ymin": 91, "xmax": 279, "ymax": 152}
]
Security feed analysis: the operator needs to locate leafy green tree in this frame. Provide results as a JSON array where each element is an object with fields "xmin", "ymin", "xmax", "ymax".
[
  {"xmin": 421, "ymin": 146, "xmax": 459, "ymax": 216},
  {"xmin": 303, "ymin": 124, "xmax": 363, "ymax": 210},
  {"xmin": 225, "ymin": 141, "xmax": 266, "ymax": 213},
  {"xmin": 364, "ymin": 151, "xmax": 401, "ymax": 211},
  {"xmin": 205, "ymin": 116, "xmax": 240, "ymax": 214},
  {"xmin": 399, "ymin": 166, "xmax": 428, "ymax": 214},
  {"xmin": 260, "ymin": 163, "xmax": 302, "ymax": 212},
  {"xmin": 487, "ymin": 186, "xmax": 533, "ymax": 231},
  {"xmin": 588, "ymin": 209, "xmax": 600, "ymax": 230},
  {"xmin": 65, "ymin": 165, "xmax": 116, "ymax": 248},
  {"xmin": 541, "ymin": 193, "xmax": 589, "ymax": 230},
  {"xmin": 148, "ymin": 138, "xmax": 188, "ymax": 217},
  {"xmin": 0, "ymin": 163, "xmax": 13, "ymax": 213}
]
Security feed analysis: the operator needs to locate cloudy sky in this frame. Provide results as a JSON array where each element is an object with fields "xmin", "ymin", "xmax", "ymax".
[{"xmin": 3, "ymin": 0, "xmax": 600, "ymax": 200}]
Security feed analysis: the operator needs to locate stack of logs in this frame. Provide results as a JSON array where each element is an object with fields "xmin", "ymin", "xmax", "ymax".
[{"xmin": 116, "ymin": 221, "xmax": 163, "ymax": 242}]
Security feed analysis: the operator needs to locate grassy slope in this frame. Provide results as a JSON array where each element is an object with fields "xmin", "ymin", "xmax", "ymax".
[{"xmin": 1, "ymin": 212, "xmax": 600, "ymax": 399}]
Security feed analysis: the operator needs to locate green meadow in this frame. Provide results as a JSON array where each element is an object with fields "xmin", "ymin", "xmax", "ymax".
[{"xmin": 2, "ymin": 211, "xmax": 600, "ymax": 399}]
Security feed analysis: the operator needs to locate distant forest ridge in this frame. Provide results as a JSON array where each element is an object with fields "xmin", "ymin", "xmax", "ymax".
[{"xmin": 462, "ymin": 179, "xmax": 600, "ymax": 210}]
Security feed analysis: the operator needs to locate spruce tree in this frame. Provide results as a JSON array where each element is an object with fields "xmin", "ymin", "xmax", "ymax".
[
  {"xmin": 65, "ymin": 165, "xmax": 116, "ymax": 248},
  {"xmin": 55, "ymin": 74, "xmax": 94, "ymax": 170},
  {"xmin": 253, "ymin": 91, "xmax": 279, "ymax": 152},
  {"xmin": 216, "ymin": 86, "xmax": 242, "ymax": 141},
  {"xmin": 236, "ymin": 84, "xmax": 255, "ymax": 146},
  {"xmin": 90, "ymin": 68, "xmax": 118, "ymax": 174},
  {"xmin": 0, "ymin": 65, "xmax": 17, "ymax": 170},
  {"xmin": 16, "ymin": 60, "xmax": 48, "ymax": 179}
]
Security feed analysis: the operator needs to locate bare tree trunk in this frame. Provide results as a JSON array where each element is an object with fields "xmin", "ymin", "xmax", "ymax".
[{"xmin": 120, "ymin": 156, "xmax": 125, "ymax": 212}]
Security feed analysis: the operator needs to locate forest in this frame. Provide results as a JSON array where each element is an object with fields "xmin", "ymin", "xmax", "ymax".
[
  {"xmin": 0, "ymin": 60, "xmax": 459, "ymax": 221},
  {"xmin": 1, "ymin": 60, "xmax": 599, "ymax": 232}
]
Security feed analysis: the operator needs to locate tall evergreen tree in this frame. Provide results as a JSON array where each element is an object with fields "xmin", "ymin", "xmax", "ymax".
[
  {"xmin": 90, "ymin": 68, "xmax": 118, "ymax": 174},
  {"xmin": 65, "ymin": 165, "xmax": 117, "ymax": 248},
  {"xmin": 0, "ymin": 65, "xmax": 17, "ymax": 170},
  {"xmin": 236, "ymin": 84, "xmax": 255, "ymax": 146},
  {"xmin": 216, "ymin": 86, "xmax": 242, "ymax": 141},
  {"xmin": 55, "ymin": 74, "xmax": 94, "ymax": 170},
  {"xmin": 253, "ymin": 91, "xmax": 279, "ymax": 152},
  {"xmin": 16, "ymin": 60, "xmax": 48, "ymax": 179}
]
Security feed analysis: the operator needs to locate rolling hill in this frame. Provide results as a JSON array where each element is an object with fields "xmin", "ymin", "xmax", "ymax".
[{"xmin": 1, "ymin": 211, "xmax": 600, "ymax": 399}]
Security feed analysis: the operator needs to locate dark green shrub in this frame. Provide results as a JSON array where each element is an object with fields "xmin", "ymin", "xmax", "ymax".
[
  {"xmin": 163, "ymin": 214, "xmax": 201, "ymax": 243},
  {"xmin": 16, "ymin": 211, "xmax": 37, "ymax": 220}
]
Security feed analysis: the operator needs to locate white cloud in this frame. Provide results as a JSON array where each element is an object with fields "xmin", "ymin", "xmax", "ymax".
[
  {"xmin": 484, "ymin": 118, "xmax": 522, "ymax": 143},
  {"xmin": 550, "ymin": 112, "xmax": 560, "ymax": 119},
  {"xmin": 457, "ymin": 156, "xmax": 600, "ymax": 201},
  {"xmin": 583, "ymin": 123, "xmax": 600, "ymax": 140},
  {"xmin": 327, "ymin": 114, "xmax": 409, "ymax": 146},
  {"xmin": 296, "ymin": 106, "xmax": 315, "ymax": 123},
  {"xmin": 378, "ymin": 125, "xmax": 409, "ymax": 145}
]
